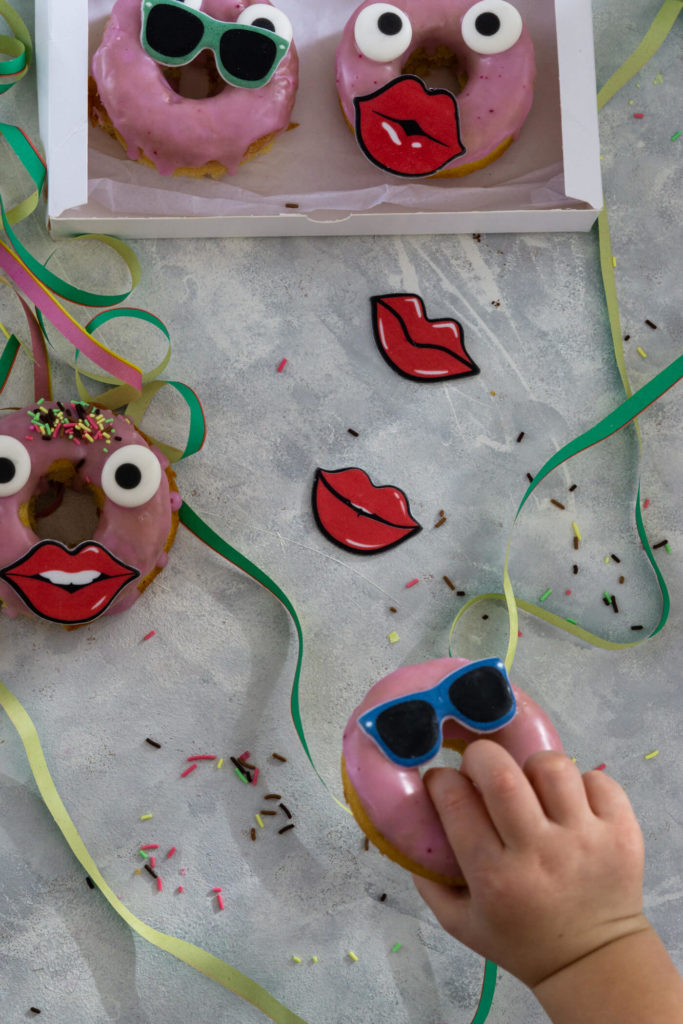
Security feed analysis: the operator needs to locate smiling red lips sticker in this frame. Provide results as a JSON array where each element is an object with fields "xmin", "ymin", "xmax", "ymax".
[
  {"xmin": 354, "ymin": 75, "xmax": 465, "ymax": 177},
  {"xmin": 313, "ymin": 467, "xmax": 421, "ymax": 554},
  {"xmin": 0, "ymin": 539, "xmax": 140, "ymax": 624},
  {"xmin": 371, "ymin": 294, "xmax": 479, "ymax": 381}
]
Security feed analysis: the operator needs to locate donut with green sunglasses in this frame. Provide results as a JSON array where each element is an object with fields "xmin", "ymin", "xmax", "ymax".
[
  {"xmin": 342, "ymin": 656, "xmax": 563, "ymax": 884},
  {"xmin": 90, "ymin": 0, "xmax": 299, "ymax": 177}
]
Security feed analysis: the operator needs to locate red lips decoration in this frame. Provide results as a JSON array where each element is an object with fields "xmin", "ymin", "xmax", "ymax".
[
  {"xmin": 354, "ymin": 75, "xmax": 465, "ymax": 177},
  {"xmin": 312, "ymin": 468, "xmax": 421, "ymax": 554},
  {"xmin": 0, "ymin": 539, "xmax": 140, "ymax": 624},
  {"xmin": 371, "ymin": 294, "xmax": 479, "ymax": 382}
]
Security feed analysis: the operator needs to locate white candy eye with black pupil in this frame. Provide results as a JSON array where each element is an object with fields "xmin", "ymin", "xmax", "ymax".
[
  {"xmin": 101, "ymin": 445, "xmax": 162, "ymax": 508},
  {"xmin": 0, "ymin": 436, "xmax": 32, "ymax": 497},
  {"xmin": 354, "ymin": 3, "xmax": 413, "ymax": 63},
  {"xmin": 236, "ymin": 4, "xmax": 293, "ymax": 43},
  {"xmin": 461, "ymin": 0, "xmax": 522, "ymax": 55}
]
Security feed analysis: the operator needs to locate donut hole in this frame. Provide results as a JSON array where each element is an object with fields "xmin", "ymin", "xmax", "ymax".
[
  {"xmin": 29, "ymin": 461, "xmax": 102, "ymax": 549},
  {"xmin": 402, "ymin": 45, "xmax": 467, "ymax": 96},
  {"xmin": 162, "ymin": 52, "xmax": 228, "ymax": 99}
]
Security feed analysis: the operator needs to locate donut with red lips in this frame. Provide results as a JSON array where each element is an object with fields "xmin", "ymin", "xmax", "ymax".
[
  {"xmin": 335, "ymin": 0, "xmax": 535, "ymax": 177},
  {"xmin": 0, "ymin": 402, "xmax": 181, "ymax": 626}
]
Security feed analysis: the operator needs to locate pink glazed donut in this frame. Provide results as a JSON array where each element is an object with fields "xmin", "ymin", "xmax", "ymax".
[
  {"xmin": 342, "ymin": 656, "xmax": 563, "ymax": 884},
  {"xmin": 90, "ymin": 0, "xmax": 299, "ymax": 177},
  {"xmin": 0, "ymin": 402, "xmax": 181, "ymax": 627},
  {"xmin": 335, "ymin": 0, "xmax": 535, "ymax": 177}
]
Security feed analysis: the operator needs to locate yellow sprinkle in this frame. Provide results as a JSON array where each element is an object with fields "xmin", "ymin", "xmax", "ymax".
[
  {"xmin": 572, "ymin": 522, "xmax": 582, "ymax": 541},
  {"xmin": 292, "ymin": 956, "xmax": 302, "ymax": 964},
  {"xmin": 571, "ymin": 757, "xmax": 577, "ymax": 763},
  {"xmin": 637, "ymin": 347, "xmax": 647, "ymax": 359},
  {"xmin": 140, "ymin": 814, "xmax": 153, "ymax": 821},
  {"xmin": 628, "ymin": 99, "xmax": 634, "ymax": 105},
  {"xmin": 311, "ymin": 956, "xmax": 318, "ymax": 964},
  {"xmin": 348, "ymin": 952, "xmax": 359, "ymax": 962},
  {"xmin": 135, "ymin": 868, "xmax": 141, "ymax": 875},
  {"xmin": 644, "ymin": 750, "xmax": 659, "ymax": 760},
  {"xmin": 216, "ymin": 758, "xmax": 224, "ymax": 769},
  {"xmin": 604, "ymin": 556, "xmax": 610, "ymax": 563},
  {"xmin": 388, "ymin": 631, "xmax": 400, "ymax": 644},
  {"xmin": 612, "ymin": 256, "xmax": 617, "ymax": 267},
  {"xmin": 256, "ymin": 815, "xmax": 264, "ymax": 829},
  {"xmin": 636, "ymin": 82, "xmax": 640, "ymax": 87}
]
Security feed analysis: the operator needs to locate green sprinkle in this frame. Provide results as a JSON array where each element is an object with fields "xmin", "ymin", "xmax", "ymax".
[
  {"xmin": 139, "ymin": 850, "xmax": 149, "ymax": 859},
  {"xmin": 235, "ymin": 766, "xmax": 249, "ymax": 784},
  {"xmin": 539, "ymin": 588, "xmax": 552, "ymax": 602},
  {"xmin": 604, "ymin": 591, "xmax": 612, "ymax": 603},
  {"xmin": 391, "ymin": 943, "xmax": 402, "ymax": 953},
  {"xmin": 671, "ymin": 131, "xmax": 681, "ymax": 141},
  {"xmin": 566, "ymin": 618, "xmax": 578, "ymax": 625},
  {"xmin": 665, "ymin": 543, "xmax": 671, "ymax": 553}
]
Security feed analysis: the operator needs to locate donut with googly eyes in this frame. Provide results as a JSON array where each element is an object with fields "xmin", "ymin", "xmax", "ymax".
[
  {"xmin": 342, "ymin": 657, "xmax": 563, "ymax": 884},
  {"xmin": 0, "ymin": 402, "xmax": 181, "ymax": 626},
  {"xmin": 90, "ymin": 0, "xmax": 299, "ymax": 177},
  {"xmin": 335, "ymin": 0, "xmax": 535, "ymax": 177}
]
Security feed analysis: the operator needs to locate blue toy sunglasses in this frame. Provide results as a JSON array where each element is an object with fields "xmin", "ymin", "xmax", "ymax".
[{"xmin": 358, "ymin": 658, "xmax": 516, "ymax": 767}]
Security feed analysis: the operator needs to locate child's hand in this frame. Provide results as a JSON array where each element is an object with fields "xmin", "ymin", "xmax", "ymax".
[{"xmin": 413, "ymin": 739, "xmax": 649, "ymax": 989}]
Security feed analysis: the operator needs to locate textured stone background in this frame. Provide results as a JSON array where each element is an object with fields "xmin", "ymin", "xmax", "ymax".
[{"xmin": 0, "ymin": 2, "xmax": 681, "ymax": 1022}]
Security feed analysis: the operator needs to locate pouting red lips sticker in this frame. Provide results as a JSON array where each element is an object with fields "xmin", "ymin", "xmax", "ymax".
[
  {"xmin": 312, "ymin": 467, "xmax": 422, "ymax": 554},
  {"xmin": 0, "ymin": 539, "xmax": 140, "ymax": 624},
  {"xmin": 354, "ymin": 75, "xmax": 465, "ymax": 177},
  {"xmin": 371, "ymin": 294, "xmax": 480, "ymax": 382}
]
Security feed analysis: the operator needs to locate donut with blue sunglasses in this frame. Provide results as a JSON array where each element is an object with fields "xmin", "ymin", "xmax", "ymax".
[
  {"xmin": 90, "ymin": 0, "xmax": 299, "ymax": 177},
  {"xmin": 342, "ymin": 656, "xmax": 563, "ymax": 884}
]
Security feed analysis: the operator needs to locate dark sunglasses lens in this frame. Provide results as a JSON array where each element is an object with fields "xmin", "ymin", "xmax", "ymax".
[
  {"xmin": 219, "ymin": 27, "xmax": 277, "ymax": 82},
  {"xmin": 375, "ymin": 699, "xmax": 439, "ymax": 760},
  {"xmin": 448, "ymin": 665, "xmax": 513, "ymax": 723},
  {"xmin": 146, "ymin": 5, "xmax": 204, "ymax": 58}
]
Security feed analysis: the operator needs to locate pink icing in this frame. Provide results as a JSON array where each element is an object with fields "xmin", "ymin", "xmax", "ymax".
[
  {"xmin": 0, "ymin": 402, "xmax": 178, "ymax": 621},
  {"xmin": 342, "ymin": 656, "xmax": 563, "ymax": 881},
  {"xmin": 91, "ymin": 0, "xmax": 299, "ymax": 175},
  {"xmin": 335, "ymin": 0, "xmax": 535, "ymax": 173}
]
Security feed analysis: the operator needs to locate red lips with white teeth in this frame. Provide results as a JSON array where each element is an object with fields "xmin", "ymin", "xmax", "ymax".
[
  {"xmin": 313, "ymin": 467, "xmax": 421, "ymax": 554},
  {"xmin": 0, "ymin": 539, "xmax": 140, "ymax": 624}
]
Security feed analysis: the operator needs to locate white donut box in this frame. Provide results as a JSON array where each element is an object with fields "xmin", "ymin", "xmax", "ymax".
[{"xmin": 36, "ymin": 0, "xmax": 602, "ymax": 238}]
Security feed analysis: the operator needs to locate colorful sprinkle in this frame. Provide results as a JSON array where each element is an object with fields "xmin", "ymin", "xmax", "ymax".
[
  {"xmin": 140, "ymin": 814, "xmax": 153, "ymax": 821},
  {"xmin": 644, "ymin": 750, "xmax": 659, "ymax": 760},
  {"xmin": 140, "ymin": 844, "xmax": 160, "ymax": 851},
  {"xmin": 216, "ymin": 758, "xmax": 223, "ymax": 769},
  {"xmin": 566, "ymin": 618, "xmax": 578, "ymax": 625},
  {"xmin": 388, "ymin": 631, "xmax": 400, "ymax": 643},
  {"xmin": 167, "ymin": 847, "xmax": 176, "ymax": 858},
  {"xmin": 256, "ymin": 815, "xmax": 264, "ymax": 829},
  {"xmin": 181, "ymin": 764, "xmax": 198, "ymax": 778},
  {"xmin": 391, "ymin": 943, "xmax": 402, "ymax": 953},
  {"xmin": 277, "ymin": 358, "xmax": 287, "ymax": 373},
  {"xmin": 252, "ymin": 767, "xmax": 260, "ymax": 786},
  {"xmin": 311, "ymin": 957, "xmax": 319, "ymax": 964},
  {"xmin": 348, "ymin": 952, "xmax": 359, "ymax": 962},
  {"xmin": 595, "ymin": 763, "xmax": 607, "ymax": 772},
  {"xmin": 157, "ymin": 877, "xmax": 163, "ymax": 892},
  {"xmin": 405, "ymin": 578, "xmax": 419, "ymax": 588},
  {"xmin": 671, "ymin": 131, "xmax": 681, "ymax": 141},
  {"xmin": 572, "ymin": 522, "xmax": 582, "ymax": 541},
  {"xmin": 234, "ymin": 766, "xmax": 249, "ymax": 784},
  {"xmin": 142, "ymin": 630, "xmax": 156, "ymax": 641},
  {"xmin": 633, "ymin": 112, "xmax": 644, "ymax": 118},
  {"xmin": 292, "ymin": 956, "xmax": 302, "ymax": 964},
  {"xmin": 637, "ymin": 347, "xmax": 647, "ymax": 358},
  {"xmin": 216, "ymin": 893, "xmax": 225, "ymax": 911},
  {"xmin": 539, "ymin": 588, "xmax": 552, "ymax": 602},
  {"xmin": 177, "ymin": 886, "xmax": 184, "ymax": 893},
  {"xmin": 187, "ymin": 754, "xmax": 217, "ymax": 761}
]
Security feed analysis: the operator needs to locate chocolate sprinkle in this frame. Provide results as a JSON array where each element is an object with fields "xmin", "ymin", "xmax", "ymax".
[
  {"xmin": 526, "ymin": 473, "xmax": 534, "ymax": 483},
  {"xmin": 516, "ymin": 431, "xmax": 525, "ymax": 443},
  {"xmin": 265, "ymin": 793, "xmax": 281, "ymax": 800},
  {"xmin": 602, "ymin": 596, "xmax": 611, "ymax": 606},
  {"xmin": 379, "ymin": 893, "xmax": 387, "ymax": 902},
  {"xmin": 619, "ymin": 575, "xmax": 625, "ymax": 584},
  {"xmin": 456, "ymin": 590, "xmax": 466, "ymax": 597},
  {"xmin": 573, "ymin": 564, "xmax": 579, "ymax": 574},
  {"xmin": 272, "ymin": 753, "xmax": 287, "ymax": 762},
  {"xmin": 146, "ymin": 738, "xmax": 161, "ymax": 749},
  {"xmin": 251, "ymin": 828, "xmax": 257, "ymax": 841},
  {"xmin": 279, "ymin": 803, "xmax": 292, "ymax": 819},
  {"xmin": 631, "ymin": 625, "xmax": 644, "ymax": 631},
  {"xmin": 610, "ymin": 553, "xmax": 621, "ymax": 563},
  {"xmin": 652, "ymin": 539, "xmax": 668, "ymax": 549},
  {"xmin": 434, "ymin": 516, "xmax": 447, "ymax": 528},
  {"xmin": 611, "ymin": 595, "xmax": 619, "ymax": 613},
  {"xmin": 285, "ymin": 202, "xmax": 299, "ymax": 209},
  {"xmin": 389, "ymin": 606, "xmax": 398, "ymax": 613},
  {"xmin": 364, "ymin": 837, "xmax": 370, "ymax": 850},
  {"xmin": 260, "ymin": 810, "xmax": 277, "ymax": 816},
  {"xmin": 574, "ymin": 537, "xmax": 580, "ymax": 550},
  {"xmin": 644, "ymin": 319, "xmax": 657, "ymax": 329},
  {"xmin": 568, "ymin": 484, "xmax": 578, "ymax": 492},
  {"xmin": 482, "ymin": 614, "xmax": 489, "ymax": 620},
  {"xmin": 30, "ymin": 1010, "xmax": 41, "ymax": 1016},
  {"xmin": 86, "ymin": 876, "xmax": 95, "ymax": 889},
  {"xmin": 278, "ymin": 824, "xmax": 295, "ymax": 835},
  {"xmin": 443, "ymin": 576, "xmax": 455, "ymax": 590},
  {"xmin": 551, "ymin": 499, "xmax": 565, "ymax": 509},
  {"xmin": 348, "ymin": 428, "xmax": 359, "ymax": 437},
  {"xmin": 144, "ymin": 863, "xmax": 158, "ymax": 880}
]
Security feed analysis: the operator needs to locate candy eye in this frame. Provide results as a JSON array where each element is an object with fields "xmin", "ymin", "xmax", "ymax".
[
  {"xmin": 236, "ymin": 3, "xmax": 293, "ymax": 43},
  {"xmin": 101, "ymin": 445, "xmax": 162, "ymax": 508},
  {"xmin": 461, "ymin": 0, "xmax": 522, "ymax": 55},
  {"xmin": 353, "ymin": 3, "xmax": 412, "ymax": 62},
  {"xmin": 0, "ymin": 436, "xmax": 32, "ymax": 498}
]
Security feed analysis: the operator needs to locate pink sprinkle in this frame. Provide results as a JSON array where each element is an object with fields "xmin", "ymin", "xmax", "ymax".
[
  {"xmin": 252, "ymin": 767, "xmax": 259, "ymax": 786},
  {"xmin": 25, "ymin": 434, "xmax": 34, "ymax": 440},
  {"xmin": 239, "ymin": 751, "xmax": 251, "ymax": 762},
  {"xmin": 212, "ymin": 887, "xmax": 223, "ymax": 893},
  {"xmin": 180, "ymin": 867, "xmax": 187, "ymax": 876},
  {"xmin": 181, "ymin": 764, "xmax": 198, "ymax": 778},
  {"xmin": 565, "ymin": 589, "xmax": 572, "ymax": 595},
  {"xmin": 140, "ymin": 844, "xmax": 160, "ymax": 851},
  {"xmin": 405, "ymin": 578, "xmax": 419, "ymax": 588},
  {"xmin": 644, "ymin": 498, "xmax": 650, "ymax": 509},
  {"xmin": 633, "ymin": 112, "xmax": 644, "ymax": 118},
  {"xmin": 177, "ymin": 886, "xmax": 184, "ymax": 894},
  {"xmin": 157, "ymin": 877, "xmax": 163, "ymax": 892},
  {"xmin": 517, "ymin": 631, "xmax": 522, "ymax": 637},
  {"xmin": 187, "ymin": 754, "xmax": 217, "ymax": 761},
  {"xmin": 216, "ymin": 893, "xmax": 225, "ymax": 911},
  {"xmin": 277, "ymin": 358, "xmax": 287, "ymax": 373},
  {"xmin": 595, "ymin": 763, "xmax": 607, "ymax": 771},
  {"xmin": 142, "ymin": 630, "xmax": 156, "ymax": 641},
  {"xmin": 150, "ymin": 856, "xmax": 156, "ymax": 868},
  {"xmin": 167, "ymin": 847, "xmax": 176, "ymax": 858}
]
